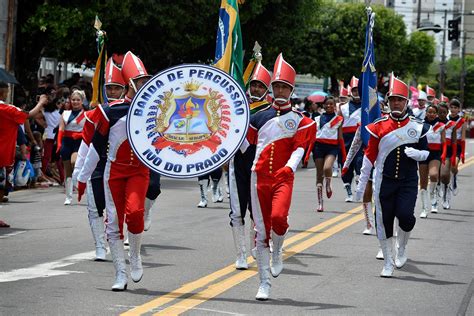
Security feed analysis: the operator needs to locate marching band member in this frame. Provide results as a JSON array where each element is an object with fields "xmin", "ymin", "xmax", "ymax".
[
  {"xmin": 0, "ymin": 83, "xmax": 47, "ymax": 208},
  {"xmin": 425, "ymin": 85, "xmax": 436, "ymax": 105},
  {"xmin": 419, "ymin": 104, "xmax": 446, "ymax": 218},
  {"xmin": 57, "ymin": 90, "xmax": 86, "ymax": 205},
  {"xmin": 196, "ymin": 169, "xmax": 223, "ymax": 208},
  {"xmin": 77, "ymin": 51, "xmax": 151, "ymax": 291},
  {"xmin": 339, "ymin": 76, "xmax": 362, "ymax": 202},
  {"xmin": 313, "ymin": 96, "xmax": 345, "ymax": 212},
  {"xmin": 412, "ymin": 91, "xmax": 427, "ymax": 120},
  {"xmin": 356, "ymin": 75, "xmax": 430, "ymax": 278},
  {"xmin": 248, "ymin": 54, "xmax": 316, "ymax": 300},
  {"xmin": 447, "ymin": 99, "xmax": 466, "ymax": 199},
  {"xmin": 73, "ymin": 57, "xmax": 125, "ymax": 261},
  {"xmin": 229, "ymin": 61, "xmax": 271, "ymax": 270},
  {"xmin": 439, "ymin": 102, "xmax": 457, "ymax": 210}
]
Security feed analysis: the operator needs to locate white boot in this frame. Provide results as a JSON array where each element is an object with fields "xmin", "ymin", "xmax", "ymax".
[
  {"xmin": 250, "ymin": 224, "xmax": 257, "ymax": 259},
  {"xmin": 379, "ymin": 237, "xmax": 395, "ymax": 277},
  {"xmin": 376, "ymin": 248, "xmax": 384, "ymax": 260},
  {"xmin": 144, "ymin": 198, "xmax": 155, "ymax": 231},
  {"xmin": 197, "ymin": 180, "xmax": 208, "ymax": 208},
  {"xmin": 270, "ymin": 231, "xmax": 285, "ymax": 278},
  {"xmin": 442, "ymin": 183, "xmax": 451, "ymax": 209},
  {"xmin": 451, "ymin": 174, "xmax": 458, "ymax": 196},
  {"xmin": 212, "ymin": 179, "xmax": 223, "ymax": 203},
  {"xmin": 395, "ymin": 228, "xmax": 411, "ymax": 268},
  {"xmin": 64, "ymin": 177, "xmax": 73, "ymax": 205},
  {"xmin": 344, "ymin": 183, "xmax": 353, "ymax": 202},
  {"xmin": 255, "ymin": 247, "xmax": 271, "ymax": 301},
  {"xmin": 90, "ymin": 217, "xmax": 107, "ymax": 261},
  {"xmin": 223, "ymin": 170, "xmax": 230, "ymax": 198},
  {"xmin": 316, "ymin": 183, "xmax": 323, "ymax": 212},
  {"xmin": 332, "ymin": 160, "xmax": 339, "ymax": 177},
  {"xmin": 362, "ymin": 202, "xmax": 376, "ymax": 235},
  {"xmin": 109, "ymin": 239, "xmax": 128, "ymax": 291},
  {"xmin": 429, "ymin": 182, "xmax": 438, "ymax": 213},
  {"xmin": 419, "ymin": 189, "xmax": 428, "ymax": 218},
  {"xmin": 128, "ymin": 232, "xmax": 143, "ymax": 282},
  {"xmin": 231, "ymin": 225, "xmax": 248, "ymax": 270}
]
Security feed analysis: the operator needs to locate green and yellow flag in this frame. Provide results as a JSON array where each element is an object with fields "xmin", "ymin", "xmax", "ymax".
[{"xmin": 213, "ymin": 0, "xmax": 245, "ymax": 89}]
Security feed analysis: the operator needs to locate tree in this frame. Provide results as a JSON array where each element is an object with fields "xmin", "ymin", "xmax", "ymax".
[
  {"xmin": 404, "ymin": 31, "xmax": 436, "ymax": 80},
  {"xmin": 298, "ymin": 2, "xmax": 424, "ymax": 94},
  {"xmin": 15, "ymin": 0, "xmax": 321, "ymax": 93}
]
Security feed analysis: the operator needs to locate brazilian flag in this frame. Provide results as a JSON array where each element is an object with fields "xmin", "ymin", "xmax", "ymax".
[{"xmin": 213, "ymin": 0, "xmax": 245, "ymax": 89}]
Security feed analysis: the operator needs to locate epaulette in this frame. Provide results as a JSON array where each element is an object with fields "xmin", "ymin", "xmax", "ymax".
[{"xmin": 372, "ymin": 116, "xmax": 389, "ymax": 124}]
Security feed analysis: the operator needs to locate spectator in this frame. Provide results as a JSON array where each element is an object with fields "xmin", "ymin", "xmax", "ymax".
[{"xmin": 0, "ymin": 81, "xmax": 48, "ymax": 226}]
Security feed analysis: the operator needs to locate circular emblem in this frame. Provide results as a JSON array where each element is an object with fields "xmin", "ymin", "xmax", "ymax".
[
  {"xmin": 127, "ymin": 64, "xmax": 249, "ymax": 178},
  {"xmin": 407, "ymin": 128, "xmax": 418, "ymax": 138},
  {"xmin": 284, "ymin": 119, "xmax": 297, "ymax": 131}
]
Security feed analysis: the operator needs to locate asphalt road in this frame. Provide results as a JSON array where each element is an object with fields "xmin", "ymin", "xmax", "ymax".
[{"xmin": 1, "ymin": 141, "xmax": 473, "ymax": 316}]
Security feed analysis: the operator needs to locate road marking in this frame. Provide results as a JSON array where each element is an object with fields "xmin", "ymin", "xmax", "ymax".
[
  {"xmin": 457, "ymin": 278, "xmax": 474, "ymax": 316},
  {"xmin": 0, "ymin": 230, "xmax": 26, "ymax": 239},
  {"xmin": 122, "ymin": 157, "xmax": 474, "ymax": 315},
  {"xmin": 153, "ymin": 213, "xmax": 364, "ymax": 315},
  {"xmin": 0, "ymin": 251, "xmax": 95, "ymax": 283},
  {"xmin": 121, "ymin": 206, "xmax": 363, "ymax": 316}
]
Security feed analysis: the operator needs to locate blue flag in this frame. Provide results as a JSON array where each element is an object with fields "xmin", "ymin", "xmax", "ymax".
[{"xmin": 360, "ymin": 8, "xmax": 381, "ymax": 146}]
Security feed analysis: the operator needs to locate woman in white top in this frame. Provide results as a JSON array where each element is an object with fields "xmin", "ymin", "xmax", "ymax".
[{"xmin": 57, "ymin": 90, "xmax": 85, "ymax": 205}]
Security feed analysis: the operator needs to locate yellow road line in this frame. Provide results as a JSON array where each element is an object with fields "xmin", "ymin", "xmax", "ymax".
[
  {"xmin": 154, "ymin": 213, "xmax": 365, "ymax": 315},
  {"xmin": 123, "ymin": 156, "xmax": 474, "ymax": 315},
  {"xmin": 122, "ymin": 206, "xmax": 363, "ymax": 316}
]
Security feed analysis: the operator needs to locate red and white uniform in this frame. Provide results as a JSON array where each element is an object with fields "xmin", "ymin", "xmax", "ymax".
[
  {"xmin": 315, "ymin": 114, "xmax": 343, "ymax": 145},
  {"xmin": 75, "ymin": 105, "xmax": 108, "ymax": 178},
  {"xmin": 443, "ymin": 119, "xmax": 457, "ymax": 147},
  {"xmin": 248, "ymin": 104, "xmax": 315, "ymax": 246},
  {"xmin": 340, "ymin": 102, "xmax": 361, "ymax": 134},
  {"xmin": 0, "ymin": 101, "xmax": 28, "ymax": 167},
  {"xmin": 426, "ymin": 121, "xmax": 445, "ymax": 151},
  {"xmin": 80, "ymin": 98, "xmax": 149, "ymax": 241},
  {"xmin": 62, "ymin": 110, "xmax": 85, "ymax": 140}
]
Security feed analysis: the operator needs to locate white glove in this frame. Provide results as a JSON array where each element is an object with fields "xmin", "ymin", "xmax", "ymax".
[{"xmin": 404, "ymin": 147, "xmax": 429, "ymax": 162}]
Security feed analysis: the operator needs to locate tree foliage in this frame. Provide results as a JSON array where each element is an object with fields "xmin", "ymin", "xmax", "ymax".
[
  {"xmin": 405, "ymin": 31, "xmax": 436, "ymax": 78},
  {"xmin": 16, "ymin": 0, "xmax": 320, "ymax": 91}
]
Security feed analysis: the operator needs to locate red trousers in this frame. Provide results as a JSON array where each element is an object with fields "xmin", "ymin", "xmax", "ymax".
[
  {"xmin": 104, "ymin": 162, "xmax": 150, "ymax": 241},
  {"xmin": 250, "ymin": 171, "xmax": 294, "ymax": 247}
]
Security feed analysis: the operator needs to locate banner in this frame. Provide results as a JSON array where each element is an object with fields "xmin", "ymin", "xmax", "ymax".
[
  {"xmin": 127, "ymin": 64, "xmax": 249, "ymax": 178},
  {"xmin": 360, "ymin": 8, "xmax": 381, "ymax": 146},
  {"xmin": 213, "ymin": 0, "xmax": 245, "ymax": 89}
]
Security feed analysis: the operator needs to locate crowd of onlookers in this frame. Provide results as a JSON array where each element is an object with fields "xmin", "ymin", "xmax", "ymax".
[{"xmin": 0, "ymin": 74, "xmax": 92, "ymax": 200}]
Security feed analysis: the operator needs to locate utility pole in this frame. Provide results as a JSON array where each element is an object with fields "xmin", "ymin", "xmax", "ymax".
[
  {"xmin": 440, "ymin": 9, "xmax": 447, "ymax": 94},
  {"xmin": 416, "ymin": 0, "xmax": 422, "ymax": 29},
  {"xmin": 460, "ymin": 31, "xmax": 466, "ymax": 103}
]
